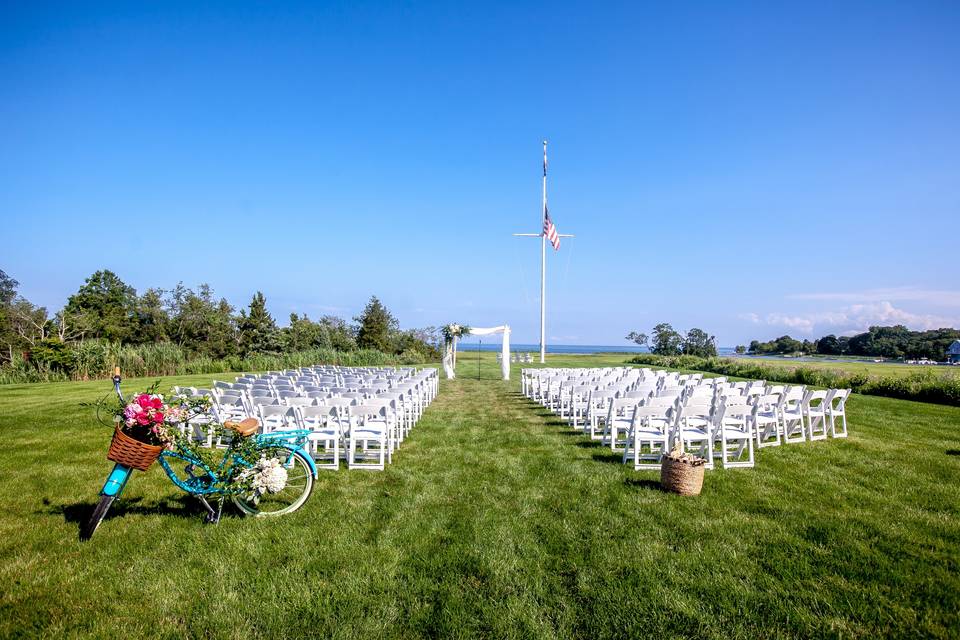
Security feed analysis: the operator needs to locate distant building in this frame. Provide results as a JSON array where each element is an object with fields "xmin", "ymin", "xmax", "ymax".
[{"xmin": 948, "ymin": 340, "xmax": 960, "ymax": 364}]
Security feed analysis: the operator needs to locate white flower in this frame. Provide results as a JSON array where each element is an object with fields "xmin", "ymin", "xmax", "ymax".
[{"xmin": 237, "ymin": 455, "xmax": 288, "ymax": 497}]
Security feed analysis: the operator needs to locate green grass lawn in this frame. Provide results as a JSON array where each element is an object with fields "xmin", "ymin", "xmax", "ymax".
[
  {"xmin": 730, "ymin": 355, "xmax": 960, "ymax": 380},
  {"xmin": 1, "ymin": 353, "xmax": 958, "ymax": 638}
]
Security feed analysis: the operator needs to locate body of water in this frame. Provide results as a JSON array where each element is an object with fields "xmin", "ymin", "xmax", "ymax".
[{"xmin": 455, "ymin": 343, "xmax": 737, "ymax": 356}]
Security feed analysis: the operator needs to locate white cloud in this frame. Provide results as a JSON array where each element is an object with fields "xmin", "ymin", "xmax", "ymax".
[
  {"xmin": 744, "ymin": 301, "xmax": 959, "ymax": 335},
  {"xmin": 786, "ymin": 287, "xmax": 960, "ymax": 307}
]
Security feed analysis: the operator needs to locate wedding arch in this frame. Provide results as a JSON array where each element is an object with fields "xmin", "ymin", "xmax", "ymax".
[{"xmin": 441, "ymin": 324, "xmax": 512, "ymax": 380}]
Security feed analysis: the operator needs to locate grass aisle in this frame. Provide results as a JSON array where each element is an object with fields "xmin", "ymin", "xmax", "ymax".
[{"xmin": 0, "ymin": 355, "xmax": 958, "ymax": 638}]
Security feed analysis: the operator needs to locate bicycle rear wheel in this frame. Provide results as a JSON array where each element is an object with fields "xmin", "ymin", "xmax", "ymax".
[
  {"xmin": 231, "ymin": 447, "xmax": 314, "ymax": 517},
  {"xmin": 80, "ymin": 494, "xmax": 115, "ymax": 540}
]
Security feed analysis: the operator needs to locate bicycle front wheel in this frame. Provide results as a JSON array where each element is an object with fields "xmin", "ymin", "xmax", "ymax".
[{"xmin": 231, "ymin": 447, "xmax": 314, "ymax": 517}]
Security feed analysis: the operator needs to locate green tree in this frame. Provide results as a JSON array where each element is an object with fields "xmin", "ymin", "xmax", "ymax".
[
  {"xmin": 0, "ymin": 270, "xmax": 19, "ymax": 363},
  {"xmin": 815, "ymin": 334, "xmax": 841, "ymax": 355},
  {"xmin": 682, "ymin": 327, "xmax": 718, "ymax": 357},
  {"xmin": 0, "ymin": 271, "xmax": 50, "ymax": 362},
  {"xmin": 166, "ymin": 283, "xmax": 238, "ymax": 358},
  {"xmin": 355, "ymin": 296, "xmax": 398, "ymax": 352},
  {"xmin": 319, "ymin": 315, "xmax": 357, "ymax": 351},
  {"xmin": 238, "ymin": 291, "xmax": 282, "ymax": 356},
  {"xmin": 734, "ymin": 345, "xmax": 746, "ymax": 354},
  {"xmin": 626, "ymin": 331, "xmax": 649, "ymax": 350},
  {"xmin": 0, "ymin": 270, "xmax": 16, "ymax": 305},
  {"xmin": 134, "ymin": 288, "xmax": 169, "ymax": 343},
  {"xmin": 63, "ymin": 270, "xmax": 138, "ymax": 342},
  {"xmin": 283, "ymin": 313, "xmax": 324, "ymax": 351},
  {"xmin": 650, "ymin": 323, "xmax": 683, "ymax": 356}
]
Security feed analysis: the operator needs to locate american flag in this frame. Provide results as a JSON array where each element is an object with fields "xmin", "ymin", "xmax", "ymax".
[{"xmin": 543, "ymin": 208, "xmax": 560, "ymax": 251}]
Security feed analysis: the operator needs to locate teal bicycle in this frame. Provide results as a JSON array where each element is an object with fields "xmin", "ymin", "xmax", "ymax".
[{"xmin": 82, "ymin": 374, "xmax": 317, "ymax": 540}]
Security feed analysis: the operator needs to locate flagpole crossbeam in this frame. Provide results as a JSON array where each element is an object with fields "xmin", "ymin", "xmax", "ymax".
[{"xmin": 512, "ymin": 233, "xmax": 541, "ymax": 237}]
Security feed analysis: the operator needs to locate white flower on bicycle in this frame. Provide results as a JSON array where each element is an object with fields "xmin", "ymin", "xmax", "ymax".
[{"xmin": 237, "ymin": 455, "xmax": 288, "ymax": 498}]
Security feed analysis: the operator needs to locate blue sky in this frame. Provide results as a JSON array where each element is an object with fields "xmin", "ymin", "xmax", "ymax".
[{"xmin": 2, "ymin": 1, "xmax": 958, "ymax": 346}]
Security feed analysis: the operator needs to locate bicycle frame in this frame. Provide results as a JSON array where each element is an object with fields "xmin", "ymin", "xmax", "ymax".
[{"xmin": 159, "ymin": 430, "xmax": 319, "ymax": 496}]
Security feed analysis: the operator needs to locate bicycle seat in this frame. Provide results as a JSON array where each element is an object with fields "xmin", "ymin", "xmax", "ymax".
[{"xmin": 224, "ymin": 418, "xmax": 260, "ymax": 438}]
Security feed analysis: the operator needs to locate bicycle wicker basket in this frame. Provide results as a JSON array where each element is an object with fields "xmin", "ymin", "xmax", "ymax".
[
  {"xmin": 107, "ymin": 426, "xmax": 163, "ymax": 471},
  {"xmin": 660, "ymin": 453, "xmax": 706, "ymax": 496}
]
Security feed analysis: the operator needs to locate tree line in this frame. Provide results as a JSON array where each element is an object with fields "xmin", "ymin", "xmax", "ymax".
[
  {"xmin": 626, "ymin": 323, "xmax": 718, "ymax": 357},
  {"xmin": 0, "ymin": 268, "xmax": 440, "ymax": 376},
  {"xmin": 742, "ymin": 325, "xmax": 960, "ymax": 360}
]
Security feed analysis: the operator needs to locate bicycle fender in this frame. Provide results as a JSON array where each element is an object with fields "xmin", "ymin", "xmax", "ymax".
[{"xmin": 101, "ymin": 463, "xmax": 133, "ymax": 497}]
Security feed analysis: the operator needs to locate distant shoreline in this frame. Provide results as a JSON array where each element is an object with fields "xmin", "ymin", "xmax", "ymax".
[{"xmin": 454, "ymin": 343, "xmax": 737, "ymax": 356}]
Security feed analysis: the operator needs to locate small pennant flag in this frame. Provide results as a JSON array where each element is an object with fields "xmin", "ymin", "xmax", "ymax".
[{"xmin": 543, "ymin": 208, "xmax": 560, "ymax": 251}]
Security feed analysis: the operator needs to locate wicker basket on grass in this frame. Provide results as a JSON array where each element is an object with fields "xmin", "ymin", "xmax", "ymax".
[
  {"xmin": 660, "ymin": 443, "xmax": 707, "ymax": 496},
  {"xmin": 107, "ymin": 426, "xmax": 163, "ymax": 471}
]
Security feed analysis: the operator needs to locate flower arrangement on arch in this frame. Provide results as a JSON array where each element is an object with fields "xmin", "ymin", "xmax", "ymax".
[{"xmin": 441, "ymin": 323, "xmax": 471, "ymax": 344}]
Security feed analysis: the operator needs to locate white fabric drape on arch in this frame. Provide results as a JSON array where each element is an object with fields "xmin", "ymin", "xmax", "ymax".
[{"xmin": 442, "ymin": 325, "xmax": 511, "ymax": 380}]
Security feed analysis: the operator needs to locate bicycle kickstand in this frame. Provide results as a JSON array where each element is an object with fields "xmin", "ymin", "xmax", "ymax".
[{"xmin": 197, "ymin": 496, "xmax": 224, "ymax": 524}]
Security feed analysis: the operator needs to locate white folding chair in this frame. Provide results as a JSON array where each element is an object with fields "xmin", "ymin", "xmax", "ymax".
[
  {"xmin": 752, "ymin": 393, "xmax": 782, "ymax": 448},
  {"xmin": 296, "ymin": 405, "xmax": 342, "ymax": 470},
  {"xmin": 826, "ymin": 389, "xmax": 850, "ymax": 438},
  {"xmin": 803, "ymin": 389, "xmax": 829, "ymax": 441},
  {"xmin": 622, "ymin": 405, "xmax": 673, "ymax": 470},
  {"xmin": 347, "ymin": 403, "xmax": 391, "ymax": 470},
  {"xmin": 715, "ymin": 398, "xmax": 754, "ymax": 468},
  {"xmin": 604, "ymin": 397, "xmax": 640, "ymax": 451},
  {"xmin": 778, "ymin": 386, "xmax": 807, "ymax": 443},
  {"xmin": 674, "ymin": 400, "xmax": 714, "ymax": 469},
  {"xmin": 258, "ymin": 405, "xmax": 298, "ymax": 434}
]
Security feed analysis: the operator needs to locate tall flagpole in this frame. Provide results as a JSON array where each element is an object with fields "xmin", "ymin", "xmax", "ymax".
[
  {"xmin": 540, "ymin": 140, "xmax": 547, "ymax": 364},
  {"xmin": 512, "ymin": 141, "xmax": 574, "ymax": 366}
]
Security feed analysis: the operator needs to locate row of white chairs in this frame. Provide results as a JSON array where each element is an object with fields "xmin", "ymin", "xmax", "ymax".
[
  {"xmin": 496, "ymin": 352, "xmax": 534, "ymax": 364},
  {"xmin": 522, "ymin": 367, "xmax": 850, "ymax": 470},
  {"xmin": 174, "ymin": 366, "xmax": 439, "ymax": 471}
]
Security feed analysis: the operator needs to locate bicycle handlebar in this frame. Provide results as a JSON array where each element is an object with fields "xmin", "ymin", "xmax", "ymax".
[{"xmin": 112, "ymin": 367, "xmax": 124, "ymax": 402}]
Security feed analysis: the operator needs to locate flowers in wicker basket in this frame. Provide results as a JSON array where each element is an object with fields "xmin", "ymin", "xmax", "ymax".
[{"xmin": 107, "ymin": 385, "xmax": 212, "ymax": 448}]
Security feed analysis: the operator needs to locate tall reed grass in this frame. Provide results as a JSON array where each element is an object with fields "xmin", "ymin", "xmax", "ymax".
[{"xmin": 0, "ymin": 341, "xmax": 433, "ymax": 384}]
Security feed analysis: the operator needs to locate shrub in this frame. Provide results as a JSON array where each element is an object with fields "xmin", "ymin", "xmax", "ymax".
[{"xmin": 628, "ymin": 354, "xmax": 960, "ymax": 406}]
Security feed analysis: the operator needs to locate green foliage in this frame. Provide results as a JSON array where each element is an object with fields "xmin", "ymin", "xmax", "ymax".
[
  {"xmin": 1, "ymin": 271, "xmax": 438, "ymax": 383},
  {"xmin": 0, "ymin": 269, "xmax": 16, "ymax": 305},
  {"xmin": 355, "ymin": 296, "xmax": 398, "ymax": 352},
  {"xmin": 63, "ymin": 269, "xmax": 139, "ymax": 342},
  {"xmin": 751, "ymin": 325, "xmax": 960, "ymax": 360},
  {"xmin": 628, "ymin": 353, "xmax": 960, "ymax": 406},
  {"xmin": 749, "ymin": 335, "xmax": 805, "ymax": 355},
  {"xmin": 27, "ymin": 338, "xmax": 75, "ymax": 372},
  {"xmin": 681, "ymin": 327, "xmax": 718, "ymax": 357},
  {"xmin": 650, "ymin": 322, "xmax": 683, "ymax": 355},
  {"xmin": 237, "ymin": 291, "xmax": 282, "ymax": 356},
  {"xmin": 625, "ymin": 331, "xmax": 648, "ymax": 347},
  {"xmin": 632, "ymin": 324, "xmax": 715, "ymax": 357},
  {"xmin": 734, "ymin": 345, "xmax": 746, "ymax": 354},
  {"xmin": 167, "ymin": 283, "xmax": 238, "ymax": 358}
]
